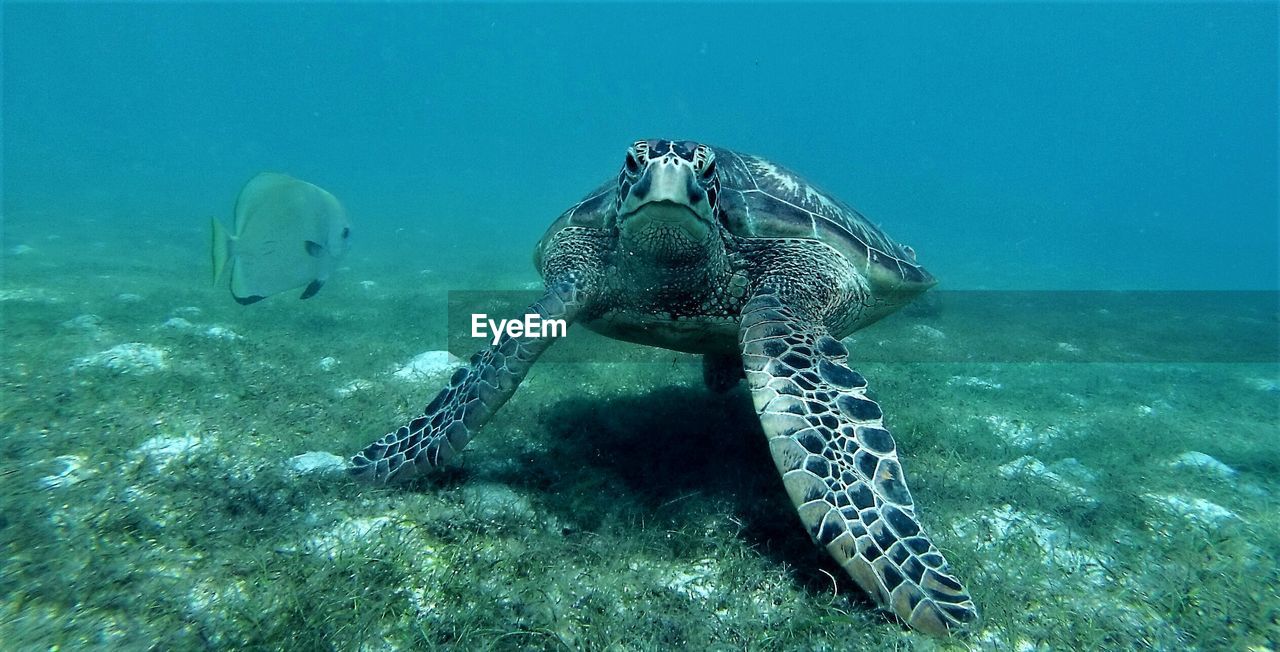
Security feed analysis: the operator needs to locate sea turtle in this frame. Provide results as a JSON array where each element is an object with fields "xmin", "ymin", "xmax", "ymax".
[{"xmin": 350, "ymin": 140, "xmax": 977, "ymax": 635}]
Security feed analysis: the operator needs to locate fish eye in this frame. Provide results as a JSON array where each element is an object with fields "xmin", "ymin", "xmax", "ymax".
[{"xmin": 342, "ymin": 227, "xmax": 351, "ymax": 239}]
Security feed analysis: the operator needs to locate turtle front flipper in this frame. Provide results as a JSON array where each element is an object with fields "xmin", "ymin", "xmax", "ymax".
[
  {"xmin": 350, "ymin": 281, "xmax": 585, "ymax": 484},
  {"xmin": 739, "ymin": 291, "xmax": 977, "ymax": 635}
]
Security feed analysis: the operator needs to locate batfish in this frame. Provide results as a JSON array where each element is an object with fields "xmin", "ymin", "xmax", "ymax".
[{"xmin": 212, "ymin": 173, "xmax": 351, "ymax": 304}]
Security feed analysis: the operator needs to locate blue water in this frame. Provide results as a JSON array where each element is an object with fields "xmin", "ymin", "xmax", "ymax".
[{"xmin": 4, "ymin": 2, "xmax": 1277, "ymax": 290}]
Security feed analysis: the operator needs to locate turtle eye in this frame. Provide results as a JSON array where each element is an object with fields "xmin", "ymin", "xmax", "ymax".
[
  {"xmin": 700, "ymin": 159, "xmax": 716, "ymax": 180},
  {"xmin": 624, "ymin": 152, "xmax": 640, "ymax": 175}
]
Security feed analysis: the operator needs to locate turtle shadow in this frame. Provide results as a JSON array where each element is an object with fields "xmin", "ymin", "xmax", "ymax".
[{"xmin": 484, "ymin": 384, "xmax": 877, "ymax": 606}]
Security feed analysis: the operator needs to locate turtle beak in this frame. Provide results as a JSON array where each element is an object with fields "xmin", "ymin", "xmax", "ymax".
[{"xmin": 617, "ymin": 160, "xmax": 712, "ymax": 237}]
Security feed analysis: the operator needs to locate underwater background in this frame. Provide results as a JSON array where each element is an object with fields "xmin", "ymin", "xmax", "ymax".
[{"xmin": 3, "ymin": 2, "xmax": 1278, "ymax": 650}]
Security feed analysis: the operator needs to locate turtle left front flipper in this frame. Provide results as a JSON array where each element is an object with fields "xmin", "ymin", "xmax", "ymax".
[
  {"xmin": 739, "ymin": 290, "xmax": 978, "ymax": 635},
  {"xmin": 349, "ymin": 281, "xmax": 585, "ymax": 484}
]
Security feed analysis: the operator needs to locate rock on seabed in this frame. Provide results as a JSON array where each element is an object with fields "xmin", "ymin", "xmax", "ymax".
[
  {"xmin": 73, "ymin": 343, "xmax": 169, "ymax": 374},
  {"xmin": 393, "ymin": 350, "xmax": 462, "ymax": 382}
]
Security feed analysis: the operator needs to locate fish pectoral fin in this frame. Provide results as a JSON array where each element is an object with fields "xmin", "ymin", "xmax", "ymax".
[
  {"xmin": 300, "ymin": 279, "xmax": 325, "ymax": 300},
  {"xmin": 305, "ymin": 240, "xmax": 326, "ymax": 257},
  {"xmin": 234, "ymin": 293, "xmax": 267, "ymax": 305}
]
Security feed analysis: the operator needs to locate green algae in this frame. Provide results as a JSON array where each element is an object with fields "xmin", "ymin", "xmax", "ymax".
[{"xmin": 1, "ymin": 236, "xmax": 1277, "ymax": 651}]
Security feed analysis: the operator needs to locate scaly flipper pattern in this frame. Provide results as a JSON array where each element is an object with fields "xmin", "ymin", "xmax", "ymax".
[
  {"xmin": 739, "ymin": 290, "xmax": 977, "ymax": 635},
  {"xmin": 350, "ymin": 281, "xmax": 584, "ymax": 483}
]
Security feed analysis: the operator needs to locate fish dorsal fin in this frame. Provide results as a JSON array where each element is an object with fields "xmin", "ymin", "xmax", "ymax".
[{"xmin": 233, "ymin": 172, "xmax": 299, "ymax": 232}]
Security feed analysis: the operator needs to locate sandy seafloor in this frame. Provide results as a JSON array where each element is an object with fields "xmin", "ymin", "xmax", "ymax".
[{"xmin": 1, "ymin": 216, "xmax": 1277, "ymax": 651}]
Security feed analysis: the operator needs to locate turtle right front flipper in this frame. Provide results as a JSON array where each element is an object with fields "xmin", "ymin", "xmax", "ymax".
[
  {"xmin": 350, "ymin": 281, "xmax": 585, "ymax": 484},
  {"xmin": 739, "ymin": 290, "xmax": 977, "ymax": 635}
]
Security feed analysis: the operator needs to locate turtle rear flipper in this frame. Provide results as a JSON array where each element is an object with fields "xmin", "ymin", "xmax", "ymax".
[
  {"xmin": 350, "ymin": 281, "xmax": 584, "ymax": 484},
  {"xmin": 739, "ymin": 290, "xmax": 977, "ymax": 635}
]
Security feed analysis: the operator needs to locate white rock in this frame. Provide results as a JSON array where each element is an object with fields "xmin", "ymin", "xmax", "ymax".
[
  {"xmin": 334, "ymin": 379, "xmax": 372, "ymax": 398},
  {"xmin": 954, "ymin": 504, "xmax": 1111, "ymax": 584},
  {"xmin": 318, "ymin": 356, "xmax": 339, "ymax": 371},
  {"xmin": 62, "ymin": 314, "xmax": 103, "ymax": 330},
  {"xmin": 204, "ymin": 326, "xmax": 242, "ymax": 340},
  {"xmin": 912, "ymin": 324, "xmax": 947, "ymax": 340},
  {"xmin": 0, "ymin": 288, "xmax": 62, "ymax": 303},
  {"xmin": 1246, "ymin": 377, "xmax": 1279, "ymax": 392},
  {"xmin": 999, "ymin": 456, "xmax": 1097, "ymax": 507},
  {"xmin": 948, "ymin": 375, "xmax": 1002, "ymax": 390},
  {"xmin": 73, "ymin": 343, "xmax": 169, "ymax": 374},
  {"xmin": 1170, "ymin": 451, "xmax": 1237, "ymax": 480},
  {"xmin": 985, "ymin": 415, "xmax": 1062, "ymax": 449},
  {"xmin": 1144, "ymin": 493, "xmax": 1241, "ymax": 526},
  {"xmin": 304, "ymin": 516, "xmax": 393, "ymax": 558},
  {"xmin": 173, "ymin": 306, "xmax": 203, "ymax": 317},
  {"xmin": 1049, "ymin": 457, "xmax": 1099, "ymax": 484},
  {"xmin": 664, "ymin": 558, "xmax": 718, "ymax": 600},
  {"xmin": 999, "ymin": 456, "xmax": 1048, "ymax": 479},
  {"xmin": 39, "ymin": 454, "xmax": 88, "ymax": 489},
  {"xmin": 116, "ymin": 293, "xmax": 144, "ymax": 303},
  {"xmin": 287, "ymin": 451, "xmax": 348, "ymax": 476},
  {"xmin": 460, "ymin": 483, "xmax": 536, "ymax": 521},
  {"xmin": 62, "ymin": 314, "xmax": 108, "ymax": 341},
  {"xmin": 393, "ymin": 350, "xmax": 462, "ymax": 382},
  {"xmin": 134, "ymin": 434, "xmax": 201, "ymax": 468},
  {"xmin": 160, "ymin": 319, "xmax": 240, "ymax": 341},
  {"xmin": 360, "ymin": 280, "xmax": 378, "ymax": 289}
]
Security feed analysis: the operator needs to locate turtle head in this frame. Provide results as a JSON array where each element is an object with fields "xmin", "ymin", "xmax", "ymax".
[{"xmin": 614, "ymin": 139, "xmax": 723, "ymax": 265}]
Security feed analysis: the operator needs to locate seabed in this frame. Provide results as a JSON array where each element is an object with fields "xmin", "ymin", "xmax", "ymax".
[{"xmin": 1, "ymin": 222, "xmax": 1277, "ymax": 650}]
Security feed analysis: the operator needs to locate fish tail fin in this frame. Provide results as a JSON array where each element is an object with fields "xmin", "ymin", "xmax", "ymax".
[{"xmin": 211, "ymin": 217, "xmax": 231, "ymax": 284}]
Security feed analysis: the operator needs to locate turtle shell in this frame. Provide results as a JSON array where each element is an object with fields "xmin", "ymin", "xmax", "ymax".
[
  {"xmin": 537, "ymin": 146, "xmax": 935, "ymax": 296},
  {"xmin": 712, "ymin": 147, "xmax": 935, "ymax": 293}
]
